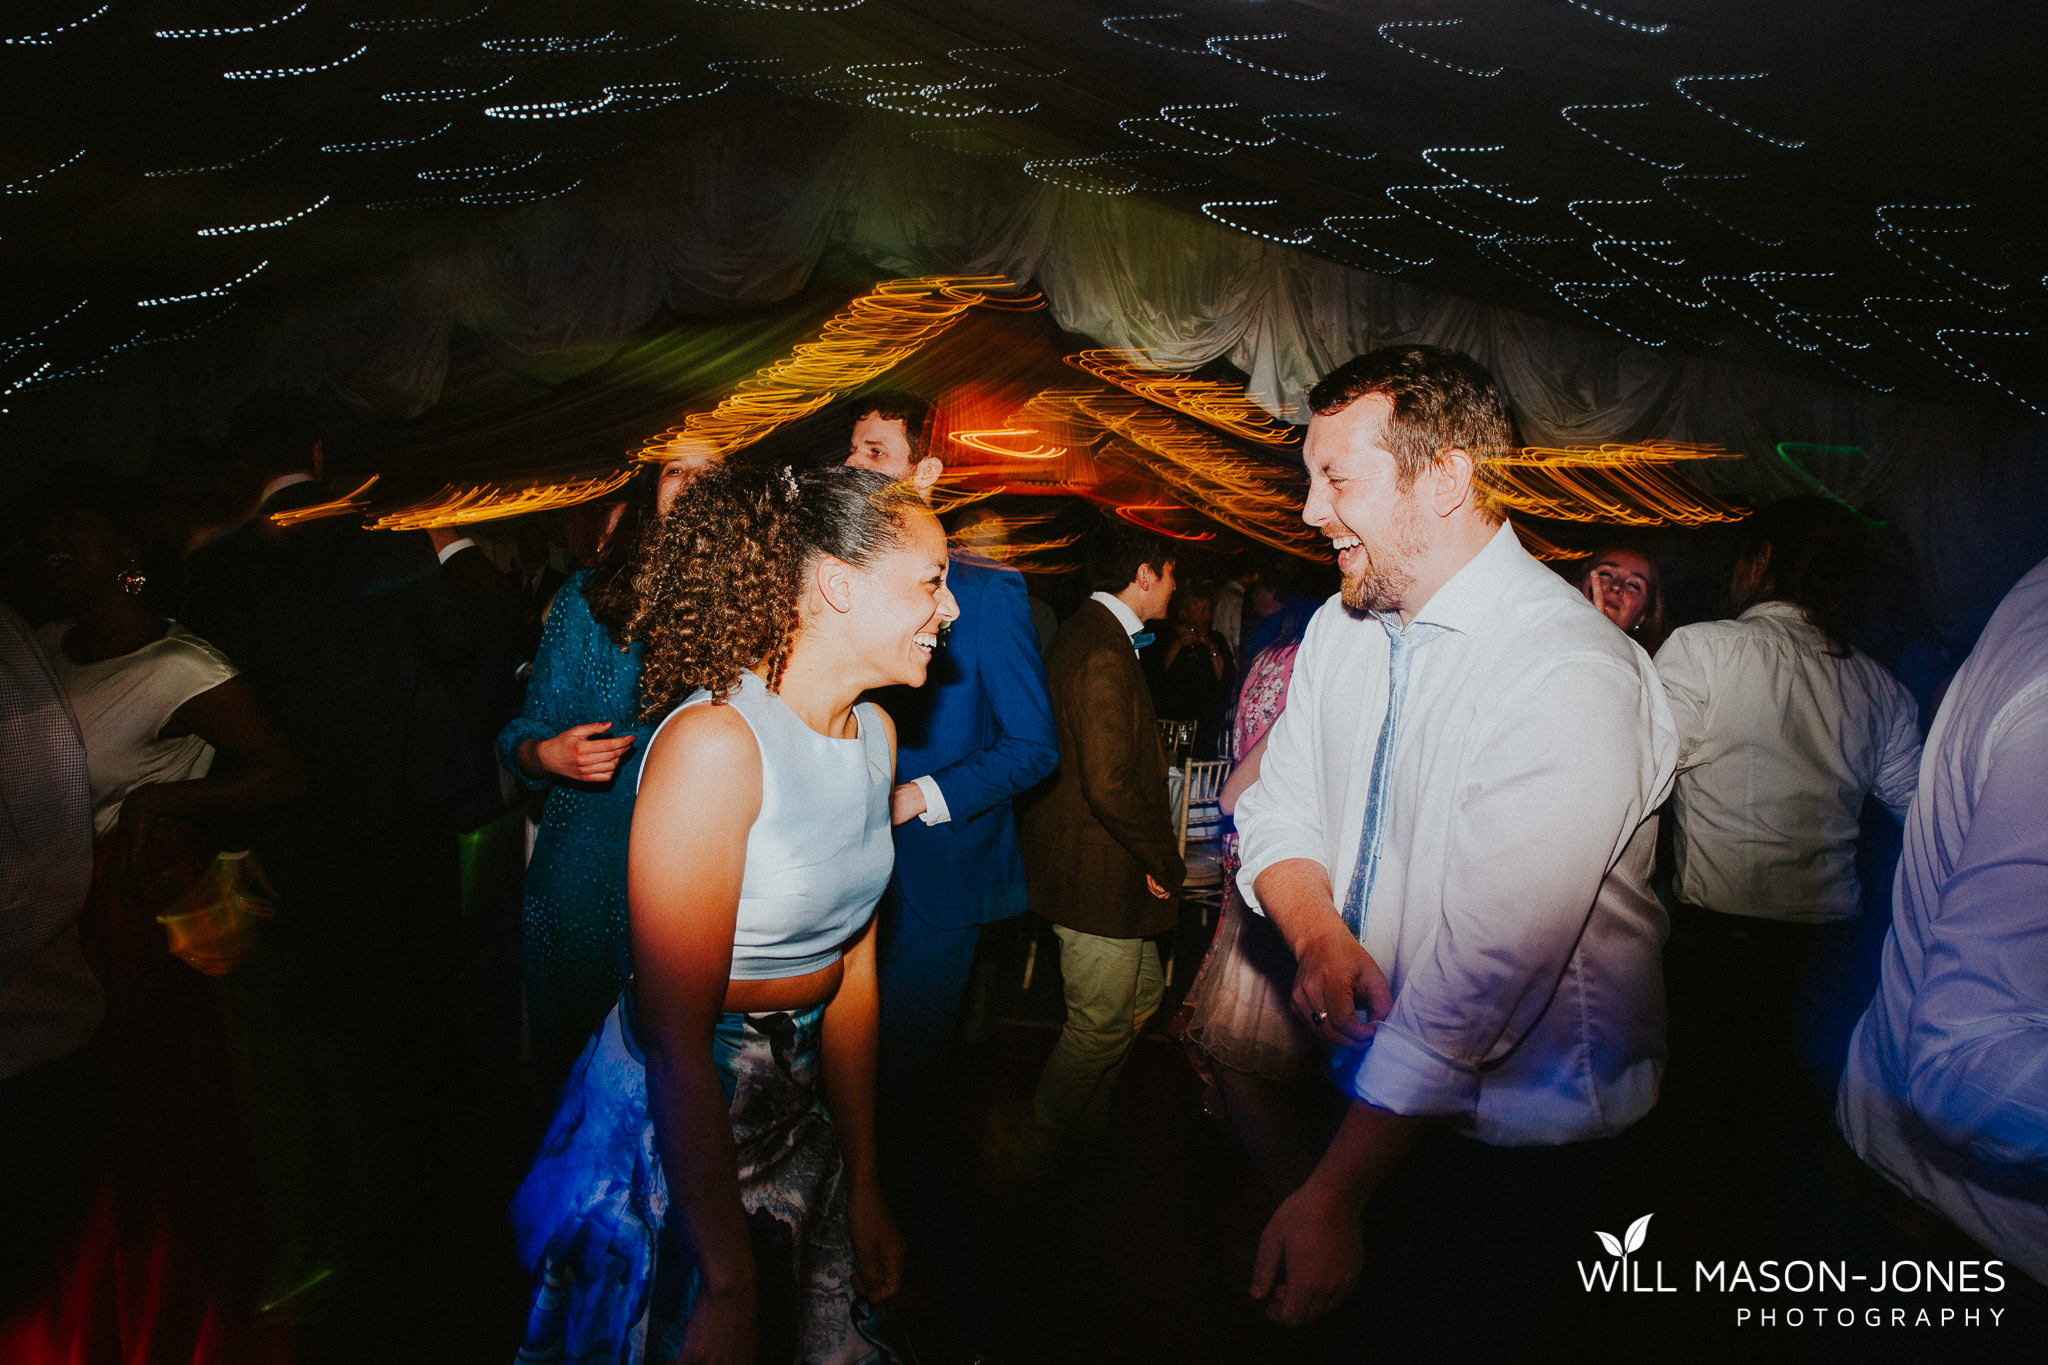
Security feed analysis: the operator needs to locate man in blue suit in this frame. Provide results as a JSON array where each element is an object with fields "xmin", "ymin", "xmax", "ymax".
[{"xmin": 846, "ymin": 390, "xmax": 1058, "ymax": 1353}]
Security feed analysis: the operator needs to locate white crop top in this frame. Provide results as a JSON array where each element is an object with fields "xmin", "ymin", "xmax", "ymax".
[{"xmin": 641, "ymin": 669, "xmax": 894, "ymax": 980}]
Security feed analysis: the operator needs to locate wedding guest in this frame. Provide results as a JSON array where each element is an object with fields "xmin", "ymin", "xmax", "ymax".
[
  {"xmin": 514, "ymin": 520, "xmax": 567, "ymax": 664},
  {"xmin": 17, "ymin": 481, "xmax": 302, "ymax": 1363},
  {"xmin": 1011, "ymin": 522, "xmax": 1185, "ymax": 1176},
  {"xmin": 843, "ymin": 391, "xmax": 1056, "ymax": 1357},
  {"xmin": 497, "ymin": 445, "xmax": 716, "ymax": 1086},
  {"xmin": 1151, "ymin": 583, "xmax": 1235, "ymax": 758},
  {"xmin": 179, "ymin": 393, "xmax": 498, "ymax": 1307},
  {"xmin": 1239, "ymin": 564, "xmax": 1322, "ymax": 667},
  {"xmin": 510, "ymin": 464, "xmax": 946, "ymax": 1363},
  {"xmin": 1831, "ymin": 551, "xmax": 2048, "ymax": 1326},
  {"xmin": 1655, "ymin": 497, "xmax": 1921, "ymax": 1234},
  {"xmin": 1577, "ymin": 541, "xmax": 1667, "ymax": 653},
  {"xmin": 1234, "ymin": 346, "xmax": 1675, "ymax": 1360},
  {"xmin": 0, "ymin": 602, "xmax": 97, "ymax": 1316},
  {"xmin": 1180, "ymin": 601, "xmax": 1336, "ymax": 1206}
]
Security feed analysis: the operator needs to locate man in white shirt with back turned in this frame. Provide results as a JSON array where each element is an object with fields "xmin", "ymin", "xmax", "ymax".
[
  {"xmin": 1653, "ymin": 495, "xmax": 1922, "ymax": 1250},
  {"xmin": 1235, "ymin": 345, "xmax": 1676, "ymax": 1361}
]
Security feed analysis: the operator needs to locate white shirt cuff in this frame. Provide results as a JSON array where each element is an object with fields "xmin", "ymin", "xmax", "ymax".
[
  {"xmin": 912, "ymin": 774, "xmax": 951, "ymax": 825},
  {"xmin": 436, "ymin": 537, "xmax": 477, "ymax": 564},
  {"xmin": 1331, "ymin": 1020, "xmax": 1479, "ymax": 1119}
]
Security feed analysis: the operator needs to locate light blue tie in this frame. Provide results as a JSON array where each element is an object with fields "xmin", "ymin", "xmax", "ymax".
[{"xmin": 1339, "ymin": 615, "xmax": 1446, "ymax": 941}]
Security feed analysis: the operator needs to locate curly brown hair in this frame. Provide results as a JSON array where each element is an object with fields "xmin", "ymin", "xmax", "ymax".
[
  {"xmin": 629, "ymin": 463, "xmax": 929, "ymax": 718},
  {"xmin": 581, "ymin": 466, "xmax": 662, "ymax": 647}
]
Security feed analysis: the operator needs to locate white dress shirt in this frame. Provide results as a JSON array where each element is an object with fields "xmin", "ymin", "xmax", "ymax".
[
  {"xmin": 1655, "ymin": 601, "xmax": 1921, "ymax": 923},
  {"xmin": 1236, "ymin": 523, "xmax": 1677, "ymax": 1145},
  {"xmin": 0, "ymin": 606, "xmax": 100, "ymax": 1080},
  {"xmin": 1837, "ymin": 554, "xmax": 2048, "ymax": 1284},
  {"xmin": 1089, "ymin": 590, "xmax": 1147, "ymax": 646}
]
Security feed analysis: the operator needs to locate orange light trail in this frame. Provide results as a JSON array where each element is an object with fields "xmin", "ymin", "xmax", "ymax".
[
  {"xmin": 1493, "ymin": 441, "xmax": 1737, "ymax": 466},
  {"xmin": 268, "ymin": 476, "xmax": 380, "ymax": 527},
  {"xmin": 1480, "ymin": 463, "xmax": 1747, "ymax": 527},
  {"xmin": 1508, "ymin": 522, "xmax": 1583, "ymax": 562},
  {"xmin": 1066, "ymin": 350, "xmax": 1301, "ymax": 446},
  {"xmin": 926, "ymin": 475, "xmax": 1004, "ymax": 517},
  {"xmin": 950, "ymin": 428, "xmax": 1067, "ymax": 460},
  {"xmin": 367, "ymin": 469, "xmax": 636, "ymax": 531},
  {"xmin": 1020, "ymin": 388, "xmax": 1323, "ymax": 557},
  {"xmin": 950, "ymin": 510, "xmax": 1083, "ymax": 572},
  {"xmin": 1114, "ymin": 503, "xmax": 1218, "ymax": 542},
  {"xmin": 637, "ymin": 275, "xmax": 1040, "ymax": 462}
]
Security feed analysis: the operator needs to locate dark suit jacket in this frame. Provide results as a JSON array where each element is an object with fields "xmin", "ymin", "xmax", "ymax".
[
  {"xmin": 870, "ymin": 552, "xmax": 1058, "ymax": 929},
  {"xmin": 181, "ymin": 482, "xmax": 492, "ymax": 844},
  {"xmin": 1022, "ymin": 598, "xmax": 1185, "ymax": 939}
]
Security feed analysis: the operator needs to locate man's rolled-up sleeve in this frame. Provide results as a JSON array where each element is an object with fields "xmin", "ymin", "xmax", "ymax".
[
  {"xmin": 1234, "ymin": 618, "xmax": 1329, "ymax": 915},
  {"xmin": 1348, "ymin": 654, "xmax": 1668, "ymax": 1119}
]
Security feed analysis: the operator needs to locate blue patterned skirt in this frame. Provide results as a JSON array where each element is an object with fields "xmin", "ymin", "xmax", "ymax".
[{"xmin": 509, "ymin": 990, "xmax": 897, "ymax": 1365}]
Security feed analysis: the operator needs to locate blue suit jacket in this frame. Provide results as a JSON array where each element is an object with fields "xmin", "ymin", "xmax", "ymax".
[{"xmin": 873, "ymin": 551, "xmax": 1058, "ymax": 930}]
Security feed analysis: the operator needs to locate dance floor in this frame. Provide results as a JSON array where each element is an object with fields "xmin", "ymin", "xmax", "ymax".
[{"xmin": 229, "ymin": 810, "xmax": 1898, "ymax": 1363}]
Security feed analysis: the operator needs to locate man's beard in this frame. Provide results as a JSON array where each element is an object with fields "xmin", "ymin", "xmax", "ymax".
[{"xmin": 1339, "ymin": 500, "xmax": 1425, "ymax": 614}]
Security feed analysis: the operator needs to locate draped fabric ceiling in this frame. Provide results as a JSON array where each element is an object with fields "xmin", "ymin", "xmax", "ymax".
[{"xmin": 4, "ymin": 0, "xmax": 2047, "ymax": 632}]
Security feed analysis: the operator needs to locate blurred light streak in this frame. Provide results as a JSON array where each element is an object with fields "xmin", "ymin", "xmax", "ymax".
[
  {"xmin": 196, "ymin": 195, "xmax": 331, "ymax": 236},
  {"xmin": 1479, "ymin": 462, "xmax": 1746, "ymax": 526},
  {"xmin": 637, "ymin": 275, "xmax": 1040, "ymax": 461},
  {"xmin": 950, "ymin": 428, "xmax": 1066, "ymax": 459},
  {"xmin": 268, "ymin": 476, "xmax": 380, "ymax": 526},
  {"xmin": 136, "ymin": 261, "xmax": 268, "ymax": 307},
  {"xmin": 926, "ymin": 476, "xmax": 1004, "ymax": 517},
  {"xmin": 1509, "ymin": 522, "xmax": 1582, "ymax": 561},
  {"xmin": 147, "ymin": 138, "xmax": 287, "ymax": 178},
  {"xmin": 368, "ymin": 470, "xmax": 634, "ymax": 530},
  {"xmin": 158, "ymin": 5, "xmax": 307, "ymax": 39},
  {"xmin": 1115, "ymin": 503, "xmax": 1217, "ymax": 541},
  {"xmin": 1493, "ymin": 440, "xmax": 1736, "ymax": 466},
  {"xmin": 5, "ymin": 4, "xmax": 109, "ymax": 46},
  {"xmin": 950, "ymin": 510, "xmax": 1082, "ymax": 572},
  {"xmin": 1067, "ymin": 351, "xmax": 1300, "ymax": 444},
  {"xmin": 1005, "ymin": 387, "xmax": 1321, "ymax": 558}
]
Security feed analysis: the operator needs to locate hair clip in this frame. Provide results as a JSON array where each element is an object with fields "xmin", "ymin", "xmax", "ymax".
[{"xmin": 780, "ymin": 465, "xmax": 800, "ymax": 500}]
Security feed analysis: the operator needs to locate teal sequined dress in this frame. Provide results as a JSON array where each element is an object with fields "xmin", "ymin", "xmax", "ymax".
[{"xmin": 497, "ymin": 571, "xmax": 651, "ymax": 1084}]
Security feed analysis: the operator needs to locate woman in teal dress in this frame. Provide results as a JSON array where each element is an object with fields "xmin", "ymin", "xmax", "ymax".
[
  {"xmin": 512, "ymin": 464, "xmax": 954, "ymax": 1363},
  {"xmin": 498, "ymin": 449, "xmax": 715, "ymax": 1086}
]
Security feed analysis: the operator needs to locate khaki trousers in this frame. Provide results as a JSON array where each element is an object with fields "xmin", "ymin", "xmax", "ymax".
[{"xmin": 1017, "ymin": 923, "xmax": 1164, "ymax": 1167}]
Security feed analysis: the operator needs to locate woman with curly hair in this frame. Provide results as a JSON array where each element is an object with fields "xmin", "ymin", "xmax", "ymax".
[
  {"xmin": 511, "ymin": 463, "xmax": 955, "ymax": 1365},
  {"xmin": 498, "ymin": 445, "xmax": 716, "ymax": 1086}
]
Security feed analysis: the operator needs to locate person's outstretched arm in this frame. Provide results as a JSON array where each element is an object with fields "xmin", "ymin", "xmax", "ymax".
[{"xmin": 629, "ymin": 703, "xmax": 762, "ymax": 1365}]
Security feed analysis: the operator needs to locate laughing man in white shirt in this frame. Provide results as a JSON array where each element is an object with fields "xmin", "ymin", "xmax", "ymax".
[{"xmin": 1234, "ymin": 346, "xmax": 1677, "ymax": 1357}]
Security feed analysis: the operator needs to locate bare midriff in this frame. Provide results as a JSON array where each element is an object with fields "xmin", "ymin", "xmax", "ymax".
[{"xmin": 722, "ymin": 957, "xmax": 843, "ymax": 1014}]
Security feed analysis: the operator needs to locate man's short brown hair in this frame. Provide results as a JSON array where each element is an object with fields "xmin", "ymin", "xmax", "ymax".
[
  {"xmin": 1307, "ymin": 345, "xmax": 1513, "ymax": 518},
  {"xmin": 852, "ymin": 389, "xmax": 937, "ymax": 467}
]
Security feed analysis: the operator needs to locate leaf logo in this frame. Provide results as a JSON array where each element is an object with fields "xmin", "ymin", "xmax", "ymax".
[{"xmin": 1594, "ymin": 1213, "xmax": 1653, "ymax": 1262}]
